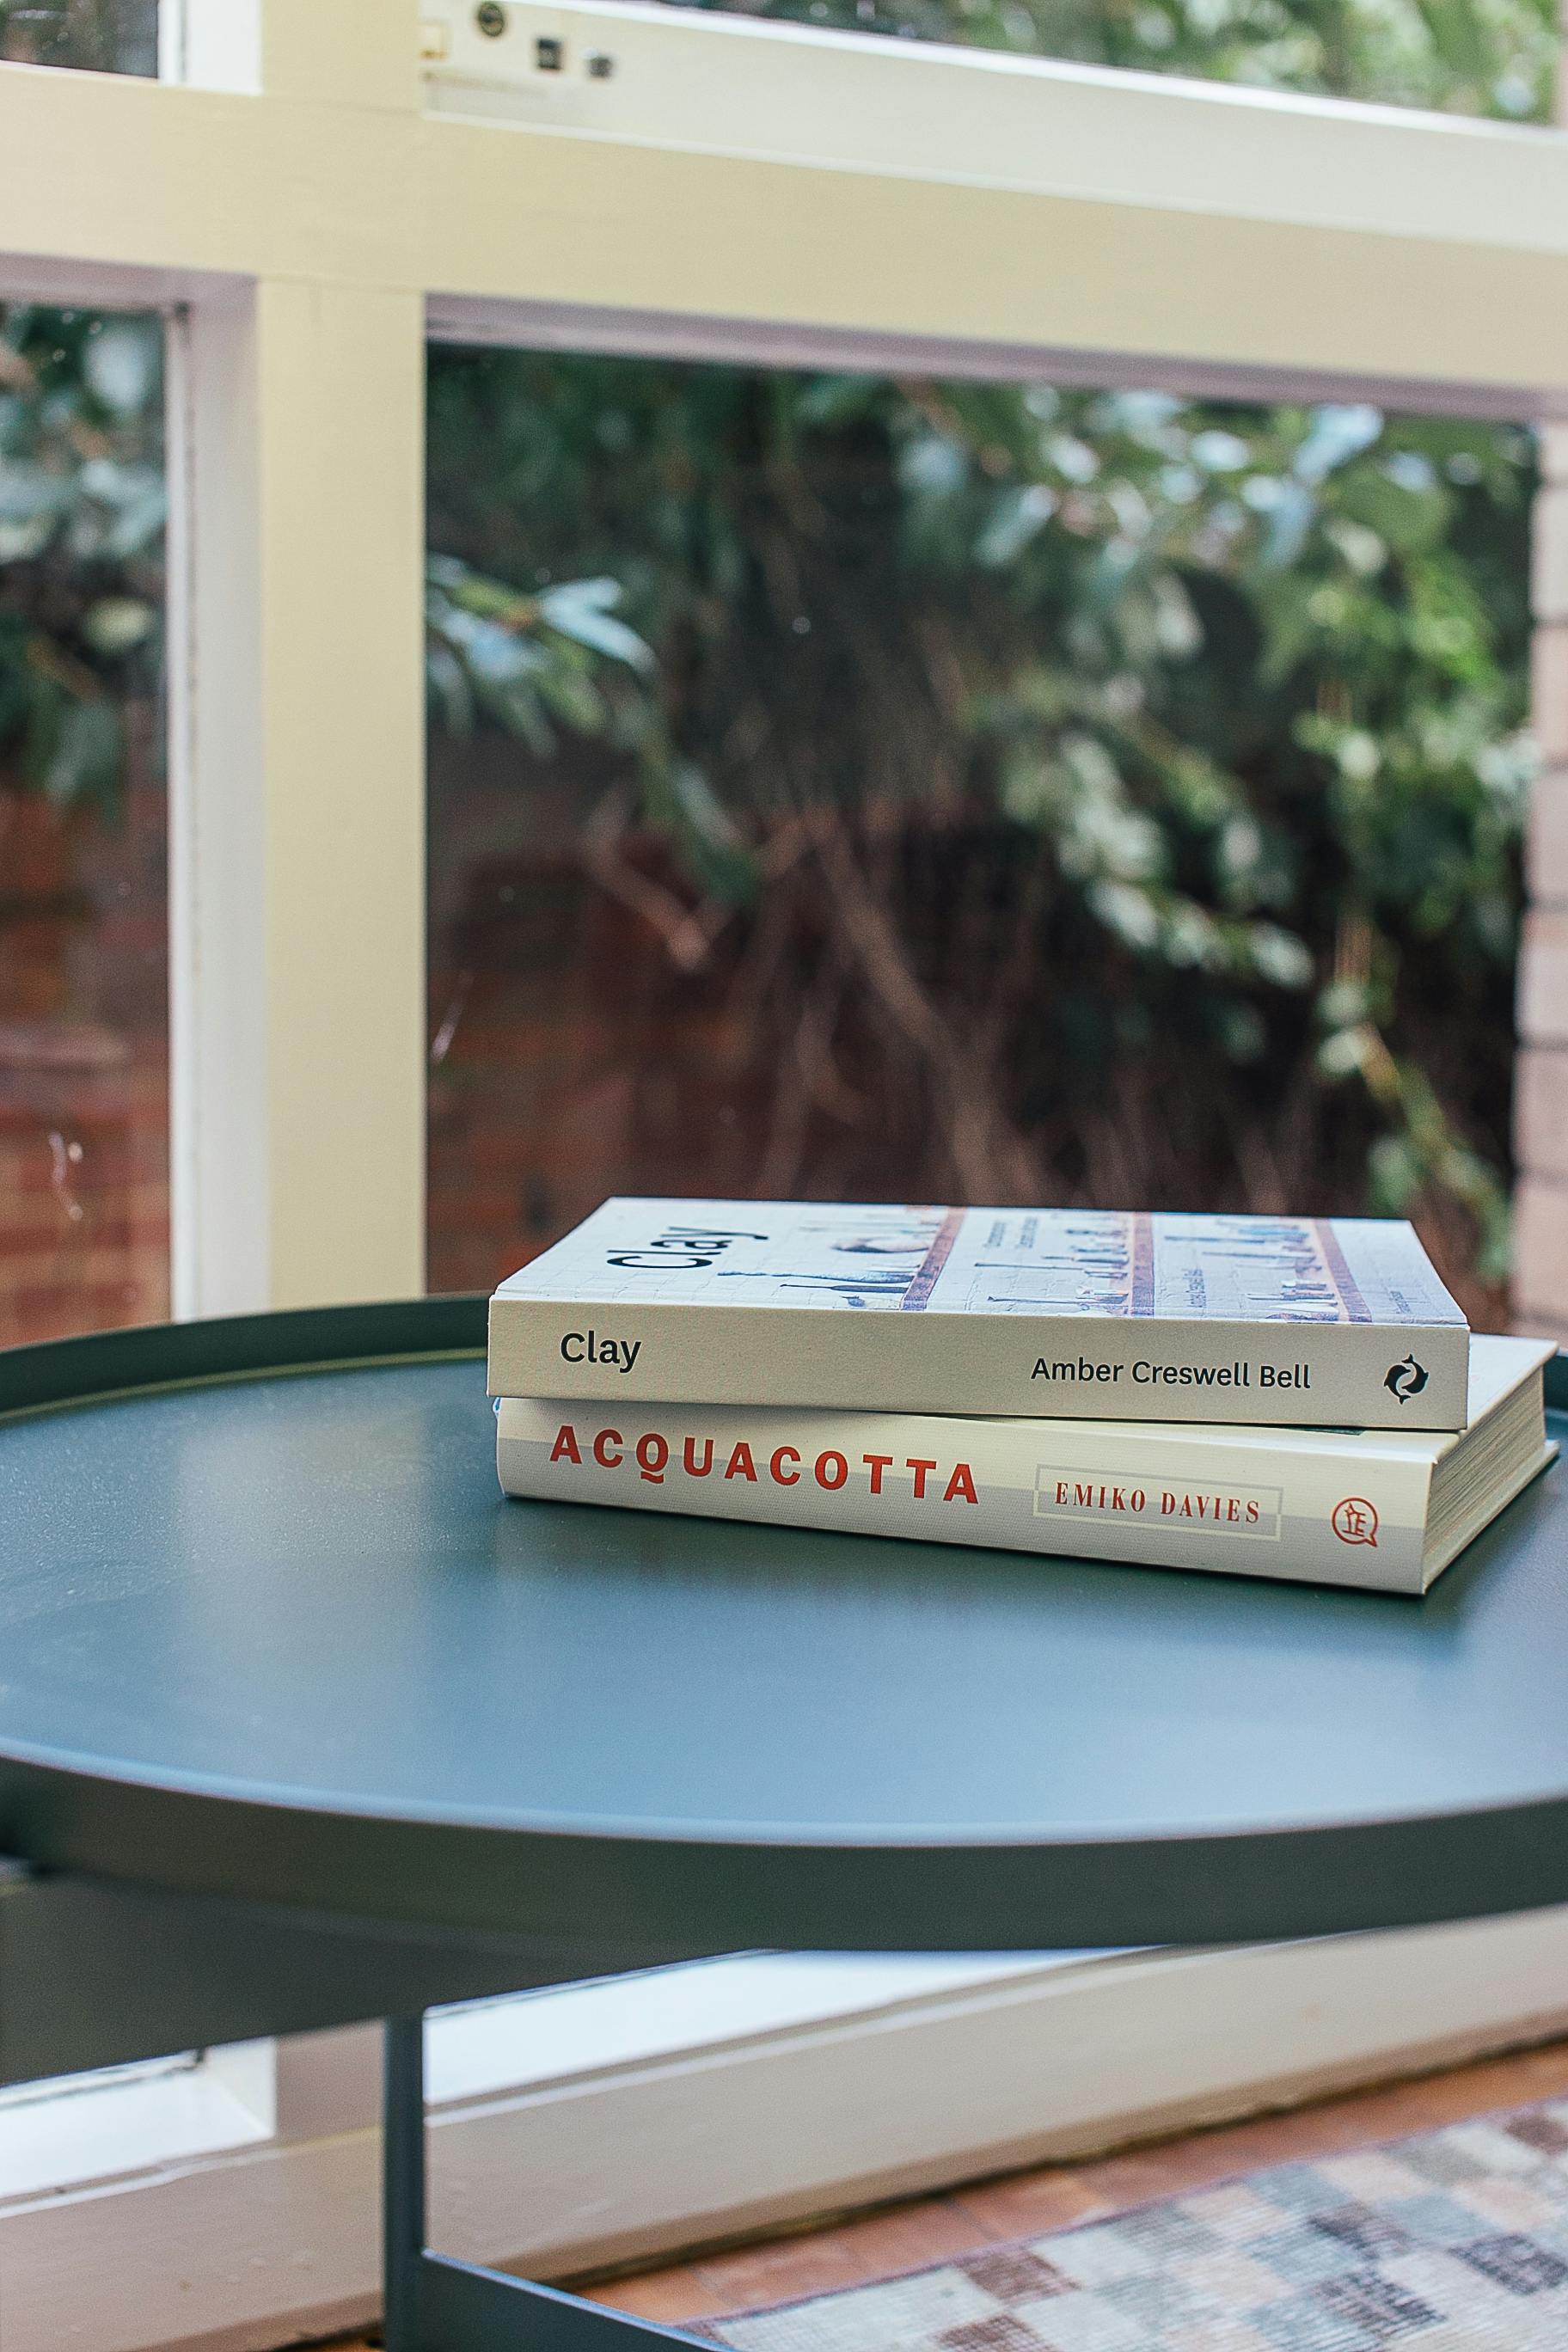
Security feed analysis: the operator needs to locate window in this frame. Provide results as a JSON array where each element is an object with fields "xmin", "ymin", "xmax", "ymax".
[
  {"xmin": 4, "ymin": 0, "xmax": 1539, "ymax": 1322},
  {"xmin": 426, "ymin": 350, "xmax": 1533, "ymax": 1326},
  {"xmin": 0, "ymin": 0, "xmax": 156, "ymax": 74},
  {"xmin": 0, "ymin": 303, "xmax": 167, "ymax": 1344},
  {"xmin": 646, "ymin": 0, "xmax": 1555, "ymax": 113}
]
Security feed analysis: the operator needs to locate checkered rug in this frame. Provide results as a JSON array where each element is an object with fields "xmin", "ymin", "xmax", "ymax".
[{"xmin": 704, "ymin": 2101, "xmax": 1568, "ymax": 2351}]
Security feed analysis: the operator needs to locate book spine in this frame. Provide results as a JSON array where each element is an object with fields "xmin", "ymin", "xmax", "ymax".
[
  {"xmin": 496, "ymin": 1398, "xmax": 1436, "ymax": 1592},
  {"xmin": 487, "ymin": 1297, "xmax": 1469, "ymax": 1432}
]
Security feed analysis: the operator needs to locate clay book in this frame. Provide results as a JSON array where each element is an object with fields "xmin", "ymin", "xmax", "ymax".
[
  {"xmin": 488, "ymin": 1199, "xmax": 1470, "ymax": 1431},
  {"xmin": 496, "ymin": 1336, "xmax": 1553, "ymax": 1597}
]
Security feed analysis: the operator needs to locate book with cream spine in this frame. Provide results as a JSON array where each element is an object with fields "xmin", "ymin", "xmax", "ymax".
[
  {"xmin": 488, "ymin": 1199, "xmax": 1471, "ymax": 1431},
  {"xmin": 495, "ymin": 1336, "xmax": 1554, "ymax": 1596}
]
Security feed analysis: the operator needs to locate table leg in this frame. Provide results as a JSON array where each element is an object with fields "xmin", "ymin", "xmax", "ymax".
[{"xmin": 382, "ymin": 2014, "xmax": 714, "ymax": 2352}]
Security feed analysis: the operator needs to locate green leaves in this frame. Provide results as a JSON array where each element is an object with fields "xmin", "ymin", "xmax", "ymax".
[
  {"xmin": 427, "ymin": 332, "xmax": 1530, "ymax": 1270},
  {"xmin": 536, "ymin": 576, "xmax": 657, "ymax": 671},
  {"xmin": 0, "ymin": 309, "xmax": 163, "ymax": 804},
  {"xmin": 640, "ymin": 756, "xmax": 761, "ymax": 908},
  {"xmin": 673, "ymin": 0, "xmax": 1556, "ymax": 118},
  {"xmin": 423, "ymin": 554, "xmax": 654, "ymax": 755},
  {"xmin": 33, "ymin": 690, "xmax": 122, "ymax": 815}
]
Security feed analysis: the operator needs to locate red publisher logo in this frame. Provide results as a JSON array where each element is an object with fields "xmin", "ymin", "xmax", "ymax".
[{"xmin": 1332, "ymin": 1496, "xmax": 1378, "ymax": 1547}]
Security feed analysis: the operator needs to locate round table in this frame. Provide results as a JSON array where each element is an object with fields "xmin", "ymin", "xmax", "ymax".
[
  {"xmin": 2, "ymin": 1297, "xmax": 1566, "ymax": 1953},
  {"xmin": 1, "ymin": 1299, "xmax": 1565, "ymax": 2349}
]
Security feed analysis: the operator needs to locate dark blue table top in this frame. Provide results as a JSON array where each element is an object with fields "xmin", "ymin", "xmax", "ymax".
[{"xmin": 0, "ymin": 1301, "xmax": 1564, "ymax": 1951}]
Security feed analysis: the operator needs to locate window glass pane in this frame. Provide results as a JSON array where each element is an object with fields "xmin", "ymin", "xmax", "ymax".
[
  {"xmin": 654, "ymin": 0, "xmax": 1556, "ymax": 118},
  {"xmin": 0, "ymin": 0, "xmax": 156, "ymax": 72},
  {"xmin": 0, "ymin": 305, "xmax": 168, "ymax": 1345},
  {"xmin": 426, "ymin": 350, "xmax": 1533, "ymax": 1331}
]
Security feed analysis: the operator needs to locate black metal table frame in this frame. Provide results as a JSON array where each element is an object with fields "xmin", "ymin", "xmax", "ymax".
[
  {"xmin": 0, "ymin": 1860, "xmax": 725, "ymax": 2352},
  {"xmin": 385, "ymin": 2008, "xmax": 712, "ymax": 2352}
]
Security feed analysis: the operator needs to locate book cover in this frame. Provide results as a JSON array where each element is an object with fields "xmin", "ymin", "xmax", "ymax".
[
  {"xmin": 489, "ymin": 1200, "xmax": 1470, "ymax": 1430},
  {"xmin": 495, "ymin": 1336, "xmax": 1554, "ymax": 1596}
]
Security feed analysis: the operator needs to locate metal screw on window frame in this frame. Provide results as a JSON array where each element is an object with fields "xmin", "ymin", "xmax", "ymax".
[
  {"xmin": 586, "ymin": 49, "xmax": 615, "ymax": 76},
  {"xmin": 475, "ymin": 1, "xmax": 506, "ymax": 35},
  {"xmin": 535, "ymin": 33, "xmax": 565, "ymax": 68}
]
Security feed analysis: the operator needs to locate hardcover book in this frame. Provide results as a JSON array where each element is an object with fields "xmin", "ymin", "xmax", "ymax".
[
  {"xmin": 496, "ymin": 1335, "xmax": 1554, "ymax": 1596},
  {"xmin": 488, "ymin": 1199, "xmax": 1470, "ymax": 1431}
]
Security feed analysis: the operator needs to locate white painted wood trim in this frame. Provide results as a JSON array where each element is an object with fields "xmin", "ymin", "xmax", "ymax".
[
  {"xmin": 4, "ymin": 1918, "xmax": 1568, "ymax": 2352},
  {"xmin": 3, "ymin": 15, "xmax": 1568, "ymax": 408},
  {"xmin": 411, "ymin": 107, "xmax": 1568, "ymax": 409},
  {"xmin": 165, "ymin": 279, "xmax": 427, "ymax": 1315},
  {"xmin": 0, "ymin": 2045, "xmax": 273, "ymax": 2203},
  {"xmin": 425, "ymin": 298, "xmax": 1568, "ymax": 424},
  {"xmin": 426, "ymin": 0, "xmax": 1568, "ymax": 251},
  {"xmin": 424, "ymin": 1953, "xmax": 1085, "ymax": 2110}
]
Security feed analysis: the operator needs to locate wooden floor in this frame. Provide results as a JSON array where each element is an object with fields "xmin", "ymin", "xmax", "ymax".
[{"xmin": 332, "ymin": 2037, "xmax": 1568, "ymax": 2345}]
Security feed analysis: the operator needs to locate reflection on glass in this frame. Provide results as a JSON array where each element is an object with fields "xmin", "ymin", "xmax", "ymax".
[
  {"xmin": 0, "ymin": 0, "xmax": 156, "ymax": 71},
  {"xmin": 0, "ymin": 307, "xmax": 168, "ymax": 1344},
  {"xmin": 660, "ymin": 0, "xmax": 1555, "ymax": 118},
  {"xmin": 425, "ymin": 349, "xmax": 1533, "ymax": 1331}
]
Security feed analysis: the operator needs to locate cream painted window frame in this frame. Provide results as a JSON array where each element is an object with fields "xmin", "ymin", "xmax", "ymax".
[{"xmin": 1, "ymin": 0, "xmax": 1565, "ymax": 1311}]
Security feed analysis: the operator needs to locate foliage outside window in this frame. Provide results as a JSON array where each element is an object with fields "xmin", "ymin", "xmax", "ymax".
[
  {"xmin": 0, "ymin": 0, "xmax": 156, "ymax": 72},
  {"xmin": 426, "ymin": 361, "xmax": 1531, "ymax": 1314},
  {"xmin": 0, "ymin": 312, "xmax": 162, "ymax": 807},
  {"xmin": 0, "ymin": 306, "xmax": 168, "ymax": 1344},
  {"xmin": 674, "ymin": 0, "xmax": 1557, "ymax": 117}
]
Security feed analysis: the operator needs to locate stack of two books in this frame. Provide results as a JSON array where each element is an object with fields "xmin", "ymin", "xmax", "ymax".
[{"xmin": 488, "ymin": 1201, "xmax": 1558, "ymax": 1595}]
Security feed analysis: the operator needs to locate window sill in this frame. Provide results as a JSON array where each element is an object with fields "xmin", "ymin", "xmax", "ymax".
[
  {"xmin": 4, "ymin": 1918, "xmax": 1568, "ymax": 2352},
  {"xmin": 0, "ymin": 2041, "xmax": 273, "ymax": 2202}
]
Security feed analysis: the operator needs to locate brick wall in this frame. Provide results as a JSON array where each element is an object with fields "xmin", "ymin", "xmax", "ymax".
[
  {"xmin": 0, "ymin": 740, "xmax": 757, "ymax": 1342},
  {"xmin": 0, "ymin": 775, "xmax": 169, "ymax": 1348},
  {"xmin": 425, "ymin": 748, "xmax": 775, "ymax": 1296},
  {"xmin": 0, "ymin": 695, "xmax": 1539, "ymax": 1347}
]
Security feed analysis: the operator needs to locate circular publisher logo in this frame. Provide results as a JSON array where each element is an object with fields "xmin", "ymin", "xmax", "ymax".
[{"xmin": 1331, "ymin": 1496, "xmax": 1379, "ymax": 1547}]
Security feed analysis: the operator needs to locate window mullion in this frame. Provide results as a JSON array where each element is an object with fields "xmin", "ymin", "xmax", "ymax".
[{"xmin": 167, "ymin": 279, "xmax": 426, "ymax": 1316}]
